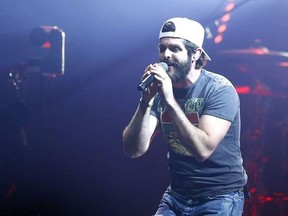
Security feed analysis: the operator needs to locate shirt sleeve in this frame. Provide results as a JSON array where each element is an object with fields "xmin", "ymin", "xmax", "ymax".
[{"xmin": 202, "ymin": 84, "xmax": 239, "ymax": 122}]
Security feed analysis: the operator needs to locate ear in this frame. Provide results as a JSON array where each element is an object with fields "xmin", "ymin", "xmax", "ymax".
[{"xmin": 192, "ymin": 48, "xmax": 202, "ymax": 60}]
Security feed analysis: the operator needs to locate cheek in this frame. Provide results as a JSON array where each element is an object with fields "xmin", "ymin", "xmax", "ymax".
[
  {"xmin": 181, "ymin": 53, "xmax": 190, "ymax": 61},
  {"xmin": 175, "ymin": 52, "xmax": 188, "ymax": 61},
  {"xmin": 159, "ymin": 53, "xmax": 165, "ymax": 61}
]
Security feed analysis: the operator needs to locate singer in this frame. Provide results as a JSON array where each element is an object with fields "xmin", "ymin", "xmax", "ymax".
[{"xmin": 123, "ymin": 17, "xmax": 248, "ymax": 216}]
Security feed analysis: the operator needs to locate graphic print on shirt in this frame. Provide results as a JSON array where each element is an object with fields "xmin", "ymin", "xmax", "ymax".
[{"xmin": 159, "ymin": 98, "xmax": 204, "ymax": 157}]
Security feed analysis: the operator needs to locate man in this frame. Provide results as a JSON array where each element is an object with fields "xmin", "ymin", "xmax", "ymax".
[{"xmin": 123, "ymin": 17, "xmax": 248, "ymax": 215}]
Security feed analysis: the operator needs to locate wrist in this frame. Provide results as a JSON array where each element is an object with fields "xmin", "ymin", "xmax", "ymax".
[{"xmin": 139, "ymin": 98, "xmax": 153, "ymax": 109}]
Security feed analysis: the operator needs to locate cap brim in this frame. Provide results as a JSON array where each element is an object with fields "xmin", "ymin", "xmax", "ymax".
[{"xmin": 202, "ymin": 49, "xmax": 211, "ymax": 61}]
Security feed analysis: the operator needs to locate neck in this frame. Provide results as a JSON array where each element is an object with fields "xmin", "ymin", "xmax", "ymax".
[{"xmin": 173, "ymin": 68, "xmax": 202, "ymax": 88}]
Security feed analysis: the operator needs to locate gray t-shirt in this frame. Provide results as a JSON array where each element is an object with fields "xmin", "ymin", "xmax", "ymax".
[{"xmin": 151, "ymin": 69, "xmax": 247, "ymax": 198}]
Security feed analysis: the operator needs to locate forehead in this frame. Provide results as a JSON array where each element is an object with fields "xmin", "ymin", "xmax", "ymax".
[{"xmin": 159, "ymin": 37, "xmax": 185, "ymax": 47}]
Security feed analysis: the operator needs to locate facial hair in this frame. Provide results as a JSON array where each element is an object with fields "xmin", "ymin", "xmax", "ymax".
[{"xmin": 169, "ymin": 56, "xmax": 192, "ymax": 83}]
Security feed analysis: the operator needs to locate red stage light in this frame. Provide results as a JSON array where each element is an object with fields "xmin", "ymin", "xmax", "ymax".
[
  {"xmin": 235, "ymin": 86, "xmax": 250, "ymax": 94},
  {"xmin": 42, "ymin": 41, "xmax": 51, "ymax": 49}
]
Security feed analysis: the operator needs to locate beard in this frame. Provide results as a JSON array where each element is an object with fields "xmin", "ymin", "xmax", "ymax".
[{"xmin": 166, "ymin": 57, "xmax": 192, "ymax": 83}]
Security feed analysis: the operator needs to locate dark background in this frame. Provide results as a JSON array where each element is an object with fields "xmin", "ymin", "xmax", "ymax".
[{"xmin": 0, "ymin": 0, "xmax": 287, "ymax": 215}]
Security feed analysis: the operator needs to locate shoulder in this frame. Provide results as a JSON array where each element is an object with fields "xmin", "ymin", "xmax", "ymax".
[
  {"xmin": 201, "ymin": 69, "xmax": 234, "ymax": 89},
  {"xmin": 200, "ymin": 69, "xmax": 239, "ymax": 106}
]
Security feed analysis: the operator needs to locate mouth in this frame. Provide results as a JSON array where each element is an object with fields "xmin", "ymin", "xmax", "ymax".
[
  {"xmin": 163, "ymin": 61, "xmax": 177, "ymax": 70},
  {"xmin": 168, "ymin": 64, "xmax": 177, "ymax": 69},
  {"xmin": 166, "ymin": 62, "xmax": 175, "ymax": 67},
  {"xmin": 166, "ymin": 65, "xmax": 175, "ymax": 74},
  {"xmin": 166, "ymin": 65, "xmax": 173, "ymax": 71}
]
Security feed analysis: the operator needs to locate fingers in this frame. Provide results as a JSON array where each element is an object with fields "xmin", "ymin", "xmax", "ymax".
[{"xmin": 141, "ymin": 63, "xmax": 168, "ymax": 90}]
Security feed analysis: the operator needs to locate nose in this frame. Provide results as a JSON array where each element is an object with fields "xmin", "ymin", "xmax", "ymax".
[{"xmin": 163, "ymin": 49, "xmax": 172, "ymax": 59}]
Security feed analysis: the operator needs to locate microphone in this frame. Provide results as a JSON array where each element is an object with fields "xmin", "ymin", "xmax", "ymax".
[{"xmin": 137, "ymin": 62, "xmax": 168, "ymax": 91}]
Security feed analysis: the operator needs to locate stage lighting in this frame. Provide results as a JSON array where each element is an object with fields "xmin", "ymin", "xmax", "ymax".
[{"xmin": 29, "ymin": 26, "xmax": 65, "ymax": 77}]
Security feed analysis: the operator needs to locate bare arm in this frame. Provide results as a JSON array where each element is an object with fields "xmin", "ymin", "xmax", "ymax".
[
  {"xmin": 165, "ymin": 98, "xmax": 231, "ymax": 162},
  {"xmin": 123, "ymin": 99, "xmax": 158, "ymax": 158},
  {"xmin": 123, "ymin": 63, "xmax": 167, "ymax": 158}
]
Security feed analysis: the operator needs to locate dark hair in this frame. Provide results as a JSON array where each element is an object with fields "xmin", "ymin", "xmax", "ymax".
[{"xmin": 183, "ymin": 39, "xmax": 207, "ymax": 69}]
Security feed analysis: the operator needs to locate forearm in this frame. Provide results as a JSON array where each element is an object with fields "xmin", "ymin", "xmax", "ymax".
[
  {"xmin": 123, "ymin": 99, "xmax": 155, "ymax": 158},
  {"xmin": 166, "ymin": 99, "xmax": 213, "ymax": 161}
]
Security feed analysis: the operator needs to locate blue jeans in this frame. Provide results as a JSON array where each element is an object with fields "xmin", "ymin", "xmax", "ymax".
[{"xmin": 154, "ymin": 188, "xmax": 244, "ymax": 216}]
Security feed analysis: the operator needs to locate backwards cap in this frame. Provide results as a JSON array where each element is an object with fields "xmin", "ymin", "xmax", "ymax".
[{"xmin": 159, "ymin": 17, "xmax": 211, "ymax": 61}]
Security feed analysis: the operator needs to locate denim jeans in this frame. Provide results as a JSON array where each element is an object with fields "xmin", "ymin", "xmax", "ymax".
[{"xmin": 154, "ymin": 188, "xmax": 245, "ymax": 216}]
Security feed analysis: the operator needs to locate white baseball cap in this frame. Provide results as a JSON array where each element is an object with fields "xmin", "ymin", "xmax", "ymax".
[{"xmin": 159, "ymin": 17, "xmax": 211, "ymax": 61}]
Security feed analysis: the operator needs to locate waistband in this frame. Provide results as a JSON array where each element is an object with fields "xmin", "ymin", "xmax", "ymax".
[{"xmin": 168, "ymin": 185, "xmax": 244, "ymax": 200}]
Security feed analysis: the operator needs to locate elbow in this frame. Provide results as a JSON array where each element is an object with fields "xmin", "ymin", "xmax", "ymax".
[
  {"xmin": 122, "ymin": 129, "xmax": 149, "ymax": 158},
  {"xmin": 193, "ymin": 148, "xmax": 215, "ymax": 162},
  {"xmin": 123, "ymin": 141, "xmax": 137, "ymax": 158},
  {"xmin": 193, "ymin": 140, "xmax": 218, "ymax": 162},
  {"xmin": 124, "ymin": 147, "xmax": 146, "ymax": 159},
  {"xmin": 123, "ymin": 139, "xmax": 148, "ymax": 159},
  {"xmin": 125, "ymin": 152, "xmax": 142, "ymax": 159},
  {"xmin": 194, "ymin": 153, "xmax": 211, "ymax": 162},
  {"xmin": 123, "ymin": 140, "xmax": 149, "ymax": 159}
]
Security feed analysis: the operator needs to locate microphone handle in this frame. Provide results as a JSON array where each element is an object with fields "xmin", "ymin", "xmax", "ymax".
[
  {"xmin": 137, "ymin": 62, "xmax": 168, "ymax": 91},
  {"xmin": 137, "ymin": 74, "xmax": 155, "ymax": 91}
]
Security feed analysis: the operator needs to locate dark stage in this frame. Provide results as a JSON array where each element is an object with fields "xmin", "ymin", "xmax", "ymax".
[{"xmin": 0, "ymin": 0, "xmax": 288, "ymax": 215}]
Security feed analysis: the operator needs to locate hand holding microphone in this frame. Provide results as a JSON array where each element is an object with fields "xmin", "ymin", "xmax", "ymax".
[{"xmin": 137, "ymin": 62, "xmax": 168, "ymax": 91}]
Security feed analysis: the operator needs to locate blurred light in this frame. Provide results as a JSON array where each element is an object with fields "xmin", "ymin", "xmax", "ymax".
[
  {"xmin": 211, "ymin": 1, "xmax": 234, "ymax": 44},
  {"xmin": 205, "ymin": 27, "xmax": 213, "ymax": 39},
  {"xmin": 221, "ymin": 13, "xmax": 231, "ymax": 22},
  {"xmin": 252, "ymin": 81, "xmax": 272, "ymax": 96},
  {"xmin": 255, "ymin": 47, "xmax": 269, "ymax": 55},
  {"xmin": 42, "ymin": 41, "xmax": 51, "ymax": 49},
  {"xmin": 214, "ymin": 35, "xmax": 223, "ymax": 44},
  {"xmin": 225, "ymin": 2, "xmax": 235, "ymax": 12},
  {"xmin": 265, "ymin": 196, "xmax": 273, "ymax": 202},
  {"xmin": 217, "ymin": 24, "xmax": 227, "ymax": 33},
  {"xmin": 278, "ymin": 61, "xmax": 288, "ymax": 67},
  {"xmin": 235, "ymin": 86, "xmax": 250, "ymax": 94},
  {"xmin": 250, "ymin": 187, "xmax": 257, "ymax": 193}
]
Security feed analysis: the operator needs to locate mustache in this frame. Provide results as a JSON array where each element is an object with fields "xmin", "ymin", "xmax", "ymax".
[{"xmin": 164, "ymin": 60, "xmax": 178, "ymax": 67}]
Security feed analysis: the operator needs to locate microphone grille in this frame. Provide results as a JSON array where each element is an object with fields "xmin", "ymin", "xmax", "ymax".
[{"xmin": 159, "ymin": 62, "xmax": 168, "ymax": 71}]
